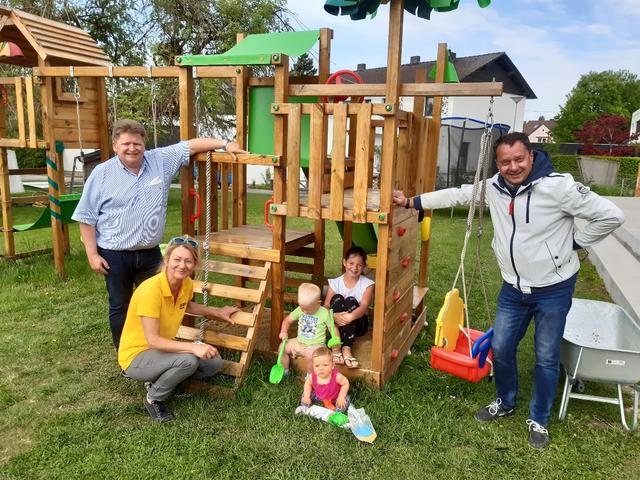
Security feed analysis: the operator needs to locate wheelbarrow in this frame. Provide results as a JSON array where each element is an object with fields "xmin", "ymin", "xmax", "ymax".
[{"xmin": 558, "ymin": 298, "xmax": 640, "ymax": 431}]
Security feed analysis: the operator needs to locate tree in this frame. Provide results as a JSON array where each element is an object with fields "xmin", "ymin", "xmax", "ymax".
[
  {"xmin": 574, "ymin": 114, "xmax": 637, "ymax": 156},
  {"xmin": 291, "ymin": 53, "xmax": 317, "ymax": 77},
  {"xmin": 3, "ymin": 0, "xmax": 291, "ymax": 143},
  {"xmin": 553, "ymin": 70, "xmax": 640, "ymax": 142}
]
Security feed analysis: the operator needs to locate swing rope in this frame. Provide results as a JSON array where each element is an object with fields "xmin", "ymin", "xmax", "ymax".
[
  {"xmin": 194, "ymin": 72, "xmax": 212, "ymax": 344},
  {"xmin": 449, "ymin": 96, "xmax": 494, "ymax": 357},
  {"xmin": 197, "ymin": 150, "xmax": 213, "ymax": 344}
]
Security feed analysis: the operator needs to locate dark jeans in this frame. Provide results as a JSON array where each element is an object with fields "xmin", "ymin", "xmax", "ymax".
[
  {"xmin": 492, "ymin": 274, "xmax": 577, "ymax": 426},
  {"xmin": 330, "ymin": 294, "xmax": 369, "ymax": 348},
  {"xmin": 98, "ymin": 246, "xmax": 162, "ymax": 349}
]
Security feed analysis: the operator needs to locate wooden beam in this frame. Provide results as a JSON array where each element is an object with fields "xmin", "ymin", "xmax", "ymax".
[
  {"xmin": 372, "ymin": 0, "xmax": 404, "ymax": 374},
  {"xmin": 286, "ymin": 104, "xmax": 301, "ymax": 217},
  {"xmin": 191, "ymin": 152, "xmax": 279, "ymax": 166},
  {"xmin": 418, "ymin": 43, "xmax": 447, "ymax": 289},
  {"xmin": 288, "ymin": 82, "xmax": 503, "ymax": 98},
  {"xmin": 329, "ymin": 103, "xmax": 347, "ymax": 221},
  {"xmin": 178, "ymin": 67, "xmax": 195, "ymax": 236},
  {"xmin": 33, "ymin": 66, "xmax": 184, "ymax": 78},
  {"xmin": 271, "ymin": 55, "xmax": 289, "ymax": 349}
]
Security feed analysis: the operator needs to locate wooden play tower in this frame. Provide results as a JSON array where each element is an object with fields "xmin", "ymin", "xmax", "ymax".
[
  {"xmin": 175, "ymin": 0, "xmax": 502, "ymax": 386},
  {"xmin": 0, "ymin": 2, "xmax": 503, "ymax": 387}
]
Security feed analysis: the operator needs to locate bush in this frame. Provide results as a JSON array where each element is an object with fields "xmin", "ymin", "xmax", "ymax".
[{"xmin": 14, "ymin": 148, "xmax": 46, "ymax": 169}]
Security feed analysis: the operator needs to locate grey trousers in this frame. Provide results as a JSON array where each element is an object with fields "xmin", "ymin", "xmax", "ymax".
[{"xmin": 125, "ymin": 349, "xmax": 223, "ymax": 401}]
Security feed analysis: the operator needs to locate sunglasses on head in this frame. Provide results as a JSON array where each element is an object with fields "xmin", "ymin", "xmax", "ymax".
[{"xmin": 168, "ymin": 236, "xmax": 198, "ymax": 248}]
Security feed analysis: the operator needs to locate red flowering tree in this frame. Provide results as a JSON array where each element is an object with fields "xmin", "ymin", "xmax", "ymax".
[{"xmin": 574, "ymin": 114, "xmax": 638, "ymax": 156}]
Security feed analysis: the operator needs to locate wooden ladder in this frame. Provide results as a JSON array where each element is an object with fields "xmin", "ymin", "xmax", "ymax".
[{"xmin": 176, "ymin": 259, "xmax": 271, "ymax": 386}]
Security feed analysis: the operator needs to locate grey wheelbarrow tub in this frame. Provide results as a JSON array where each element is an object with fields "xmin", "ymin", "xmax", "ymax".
[{"xmin": 559, "ymin": 298, "xmax": 640, "ymax": 431}]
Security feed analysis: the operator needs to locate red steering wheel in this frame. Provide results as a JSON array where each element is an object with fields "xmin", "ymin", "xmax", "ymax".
[{"xmin": 322, "ymin": 69, "xmax": 365, "ymax": 104}]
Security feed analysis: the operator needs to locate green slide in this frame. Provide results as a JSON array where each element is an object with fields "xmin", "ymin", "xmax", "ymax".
[{"xmin": 13, "ymin": 194, "xmax": 81, "ymax": 232}]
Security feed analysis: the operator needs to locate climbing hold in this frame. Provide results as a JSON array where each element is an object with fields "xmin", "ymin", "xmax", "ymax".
[
  {"xmin": 397, "ymin": 226, "xmax": 407, "ymax": 236},
  {"xmin": 392, "ymin": 290, "xmax": 401, "ymax": 302},
  {"xmin": 401, "ymin": 255, "xmax": 411, "ymax": 268},
  {"xmin": 400, "ymin": 312, "xmax": 409, "ymax": 323}
]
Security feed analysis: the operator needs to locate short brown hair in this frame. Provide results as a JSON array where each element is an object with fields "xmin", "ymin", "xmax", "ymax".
[
  {"xmin": 112, "ymin": 119, "xmax": 146, "ymax": 143},
  {"xmin": 493, "ymin": 132, "xmax": 531, "ymax": 157}
]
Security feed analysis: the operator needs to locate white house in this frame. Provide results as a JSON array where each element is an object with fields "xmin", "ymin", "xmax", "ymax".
[
  {"xmin": 631, "ymin": 108, "xmax": 640, "ymax": 143},
  {"xmin": 523, "ymin": 118, "xmax": 557, "ymax": 144}
]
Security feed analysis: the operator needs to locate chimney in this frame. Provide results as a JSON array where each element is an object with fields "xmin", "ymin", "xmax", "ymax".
[
  {"xmin": 410, "ymin": 55, "xmax": 421, "ymax": 64},
  {"xmin": 448, "ymin": 50, "xmax": 457, "ymax": 62},
  {"xmin": 356, "ymin": 63, "xmax": 366, "ymax": 71}
]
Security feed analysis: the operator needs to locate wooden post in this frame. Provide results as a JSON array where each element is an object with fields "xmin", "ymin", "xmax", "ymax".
[
  {"xmin": 235, "ymin": 35, "xmax": 248, "ymax": 225},
  {"xmin": 96, "ymin": 77, "xmax": 111, "ymax": 160},
  {"xmin": 371, "ymin": 0, "xmax": 404, "ymax": 378},
  {"xmin": 24, "ymin": 77, "xmax": 37, "ymax": 149},
  {"xmin": 0, "ymin": 89, "xmax": 15, "ymax": 258},
  {"xmin": 635, "ymin": 160, "xmax": 640, "ymax": 197},
  {"xmin": 271, "ymin": 54, "xmax": 289, "ymax": 349},
  {"xmin": 418, "ymin": 43, "xmax": 447, "ymax": 288},
  {"xmin": 314, "ymin": 28, "xmax": 332, "ymax": 286},
  {"xmin": 39, "ymin": 60, "xmax": 65, "ymax": 276},
  {"xmin": 178, "ymin": 67, "xmax": 195, "ymax": 236},
  {"xmin": 0, "ymin": 147, "xmax": 14, "ymax": 258}
]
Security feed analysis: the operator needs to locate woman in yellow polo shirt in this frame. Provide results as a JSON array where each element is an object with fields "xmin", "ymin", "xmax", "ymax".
[{"xmin": 118, "ymin": 236, "xmax": 238, "ymax": 423}]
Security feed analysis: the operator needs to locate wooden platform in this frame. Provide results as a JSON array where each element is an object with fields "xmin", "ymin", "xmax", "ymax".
[{"xmin": 194, "ymin": 225, "xmax": 315, "ymax": 261}]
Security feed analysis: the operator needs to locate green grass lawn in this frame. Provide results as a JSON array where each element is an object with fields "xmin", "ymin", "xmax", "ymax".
[{"xmin": 1, "ymin": 190, "xmax": 639, "ymax": 480}]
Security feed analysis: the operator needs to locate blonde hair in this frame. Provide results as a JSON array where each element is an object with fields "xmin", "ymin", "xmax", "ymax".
[
  {"xmin": 159, "ymin": 241, "xmax": 200, "ymax": 274},
  {"xmin": 298, "ymin": 283, "xmax": 321, "ymax": 308},
  {"xmin": 312, "ymin": 346, "xmax": 332, "ymax": 360}
]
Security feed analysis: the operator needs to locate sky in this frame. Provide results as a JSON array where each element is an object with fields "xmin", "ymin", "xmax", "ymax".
[{"xmin": 285, "ymin": 0, "xmax": 640, "ymax": 120}]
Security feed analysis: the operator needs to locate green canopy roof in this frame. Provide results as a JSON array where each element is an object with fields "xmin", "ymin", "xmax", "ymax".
[{"xmin": 176, "ymin": 30, "xmax": 320, "ymax": 66}]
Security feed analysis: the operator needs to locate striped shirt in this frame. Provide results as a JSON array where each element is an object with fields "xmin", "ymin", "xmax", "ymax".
[{"xmin": 72, "ymin": 141, "xmax": 189, "ymax": 250}]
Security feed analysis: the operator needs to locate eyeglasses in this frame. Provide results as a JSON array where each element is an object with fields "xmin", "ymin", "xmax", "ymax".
[{"xmin": 168, "ymin": 236, "xmax": 198, "ymax": 248}]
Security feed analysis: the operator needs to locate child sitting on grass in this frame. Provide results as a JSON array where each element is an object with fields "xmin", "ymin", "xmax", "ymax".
[
  {"xmin": 279, "ymin": 283, "xmax": 338, "ymax": 374},
  {"xmin": 300, "ymin": 346, "xmax": 350, "ymax": 413},
  {"xmin": 324, "ymin": 246, "xmax": 374, "ymax": 369}
]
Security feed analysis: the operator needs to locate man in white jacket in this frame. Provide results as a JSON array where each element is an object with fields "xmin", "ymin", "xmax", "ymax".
[{"xmin": 393, "ymin": 132, "xmax": 624, "ymax": 449}]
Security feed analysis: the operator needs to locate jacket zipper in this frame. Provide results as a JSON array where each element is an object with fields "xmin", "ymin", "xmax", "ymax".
[
  {"xmin": 526, "ymin": 190, "xmax": 532, "ymax": 224},
  {"xmin": 507, "ymin": 194, "xmax": 521, "ymax": 291}
]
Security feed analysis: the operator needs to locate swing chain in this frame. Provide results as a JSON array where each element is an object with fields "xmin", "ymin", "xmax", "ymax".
[{"xmin": 71, "ymin": 74, "xmax": 84, "ymax": 155}]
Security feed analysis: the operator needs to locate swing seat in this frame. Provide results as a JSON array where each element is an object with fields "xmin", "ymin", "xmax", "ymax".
[{"xmin": 430, "ymin": 328, "xmax": 493, "ymax": 382}]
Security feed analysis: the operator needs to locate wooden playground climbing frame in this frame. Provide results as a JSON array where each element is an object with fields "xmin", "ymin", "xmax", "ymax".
[{"xmin": 0, "ymin": 2, "xmax": 504, "ymax": 387}]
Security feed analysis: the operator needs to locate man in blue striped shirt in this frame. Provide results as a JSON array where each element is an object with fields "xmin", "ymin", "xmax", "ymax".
[{"xmin": 72, "ymin": 119, "xmax": 246, "ymax": 349}]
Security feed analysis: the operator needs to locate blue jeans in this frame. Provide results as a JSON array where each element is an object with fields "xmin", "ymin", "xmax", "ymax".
[
  {"xmin": 492, "ymin": 274, "xmax": 577, "ymax": 426},
  {"xmin": 98, "ymin": 246, "xmax": 162, "ymax": 349}
]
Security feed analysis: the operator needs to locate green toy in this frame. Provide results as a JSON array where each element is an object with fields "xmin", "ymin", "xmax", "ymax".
[
  {"xmin": 328, "ymin": 411, "xmax": 350, "ymax": 427},
  {"xmin": 269, "ymin": 337, "xmax": 288, "ymax": 384},
  {"xmin": 327, "ymin": 309, "xmax": 342, "ymax": 349}
]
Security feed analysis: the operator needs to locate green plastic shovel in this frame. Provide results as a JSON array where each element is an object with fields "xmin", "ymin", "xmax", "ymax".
[
  {"xmin": 327, "ymin": 309, "xmax": 342, "ymax": 349},
  {"xmin": 269, "ymin": 337, "xmax": 288, "ymax": 384}
]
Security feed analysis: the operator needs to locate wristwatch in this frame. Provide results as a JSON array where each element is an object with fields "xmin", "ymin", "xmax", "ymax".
[{"xmin": 220, "ymin": 139, "xmax": 230, "ymax": 151}]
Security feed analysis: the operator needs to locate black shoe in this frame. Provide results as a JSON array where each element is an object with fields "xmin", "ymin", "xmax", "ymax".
[
  {"xmin": 143, "ymin": 396, "xmax": 175, "ymax": 423},
  {"xmin": 527, "ymin": 419, "xmax": 549, "ymax": 449},
  {"xmin": 474, "ymin": 398, "xmax": 515, "ymax": 422}
]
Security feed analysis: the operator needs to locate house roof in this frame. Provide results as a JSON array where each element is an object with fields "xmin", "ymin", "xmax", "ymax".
[
  {"xmin": 0, "ymin": 7, "xmax": 110, "ymax": 67},
  {"xmin": 354, "ymin": 52, "xmax": 536, "ymax": 99},
  {"xmin": 523, "ymin": 119, "xmax": 557, "ymax": 136}
]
